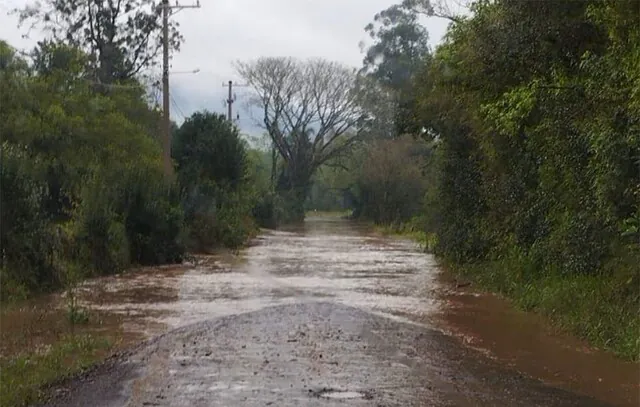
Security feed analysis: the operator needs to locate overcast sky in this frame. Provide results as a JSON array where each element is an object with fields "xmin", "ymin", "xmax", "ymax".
[{"xmin": 0, "ymin": 0, "xmax": 451, "ymax": 134}]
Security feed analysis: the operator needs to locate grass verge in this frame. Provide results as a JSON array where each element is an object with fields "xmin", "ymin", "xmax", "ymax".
[
  {"xmin": 447, "ymin": 255, "xmax": 640, "ymax": 361},
  {"xmin": 305, "ymin": 210, "xmax": 354, "ymax": 218},
  {"xmin": 0, "ymin": 334, "xmax": 112, "ymax": 407},
  {"xmin": 372, "ymin": 222, "xmax": 431, "ymax": 248}
]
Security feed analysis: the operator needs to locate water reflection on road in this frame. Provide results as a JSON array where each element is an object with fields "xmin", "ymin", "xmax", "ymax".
[
  {"xmin": 2, "ymin": 216, "xmax": 637, "ymax": 406},
  {"xmin": 81, "ymin": 217, "xmax": 440, "ymax": 334}
]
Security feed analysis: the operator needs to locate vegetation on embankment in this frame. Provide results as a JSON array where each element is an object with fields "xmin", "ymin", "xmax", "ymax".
[
  {"xmin": 371, "ymin": 221, "xmax": 429, "ymax": 247},
  {"xmin": 447, "ymin": 257, "xmax": 640, "ymax": 361},
  {"xmin": 415, "ymin": 0, "xmax": 639, "ymax": 361},
  {"xmin": 0, "ymin": 40, "xmax": 273, "ymax": 303},
  {"xmin": 0, "ymin": 334, "xmax": 111, "ymax": 407},
  {"xmin": 0, "ymin": 39, "xmax": 274, "ymax": 400},
  {"xmin": 306, "ymin": 0, "xmax": 639, "ymax": 360},
  {"xmin": 368, "ymin": 218, "xmax": 637, "ymax": 360}
]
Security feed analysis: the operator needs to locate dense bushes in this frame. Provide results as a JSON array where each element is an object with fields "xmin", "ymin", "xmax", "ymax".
[
  {"xmin": 351, "ymin": 0, "xmax": 639, "ymax": 358},
  {"xmin": 416, "ymin": 0, "xmax": 639, "ymax": 358},
  {"xmin": 0, "ymin": 144, "xmax": 58, "ymax": 296},
  {"xmin": 0, "ymin": 41, "xmax": 257, "ymax": 300},
  {"xmin": 353, "ymin": 136, "xmax": 429, "ymax": 225},
  {"xmin": 172, "ymin": 112, "xmax": 257, "ymax": 251},
  {"xmin": 73, "ymin": 168, "xmax": 185, "ymax": 273},
  {"xmin": 252, "ymin": 192, "xmax": 285, "ymax": 229},
  {"xmin": 413, "ymin": 0, "xmax": 640, "ymax": 276},
  {"xmin": 0, "ymin": 40, "xmax": 184, "ymax": 299},
  {"xmin": 305, "ymin": 136, "xmax": 430, "ymax": 227}
]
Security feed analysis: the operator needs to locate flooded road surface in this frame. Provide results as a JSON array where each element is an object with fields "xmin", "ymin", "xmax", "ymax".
[{"xmin": 19, "ymin": 216, "xmax": 638, "ymax": 406}]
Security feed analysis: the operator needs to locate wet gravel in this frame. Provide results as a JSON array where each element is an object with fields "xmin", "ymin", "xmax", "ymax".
[{"xmin": 42, "ymin": 302, "xmax": 612, "ymax": 407}]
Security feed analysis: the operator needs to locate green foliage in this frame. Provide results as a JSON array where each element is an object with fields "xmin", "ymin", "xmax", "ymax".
[
  {"xmin": 2, "ymin": 38, "xmax": 256, "ymax": 298},
  {"xmin": 0, "ymin": 143, "xmax": 58, "ymax": 299},
  {"xmin": 119, "ymin": 170, "xmax": 185, "ymax": 265},
  {"xmin": 450, "ymin": 252, "xmax": 639, "ymax": 360},
  {"xmin": 65, "ymin": 287, "xmax": 90, "ymax": 326},
  {"xmin": 173, "ymin": 112, "xmax": 248, "ymax": 191},
  {"xmin": 17, "ymin": 0, "xmax": 182, "ymax": 84},
  {"xmin": 0, "ymin": 40, "xmax": 185, "ymax": 299},
  {"xmin": 72, "ymin": 190, "xmax": 130, "ymax": 276},
  {"xmin": 398, "ymin": 0, "xmax": 640, "ymax": 357},
  {"xmin": 353, "ymin": 136, "xmax": 430, "ymax": 224},
  {"xmin": 356, "ymin": 0, "xmax": 639, "ymax": 358},
  {"xmin": 275, "ymin": 188, "xmax": 307, "ymax": 224},
  {"xmin": 408, "ymin": 0, "xmax": 640, "ymax": 274},
  {"xmin": 0, "ymin": 334, "xmax": 110, "ymax": 407},
  {"xmin": 360, "ymin": 1, "xmax": 431, "ymax": 136},
  {"xmin": 179, "ymin": 181, "xmax": 256, "ymax": 251},
  {"xmin": 173, "ymin": 111, "xmax": 257, "ymax": 250},
  {"xmin": 73, "ymin": 169, "xmax": 184, "ymax": 274},
  {"xmin": 362, "ymin": 3, "xmax": 430, "ymax": 90},
  {"xmin": 252, "ymin": 191, "xmax": 285, "ymax": 229}
]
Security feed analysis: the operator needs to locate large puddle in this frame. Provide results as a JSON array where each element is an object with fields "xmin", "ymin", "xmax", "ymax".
[{"xmin": 1, "ymin": 216, "xmax": 637, "ymax": 406}]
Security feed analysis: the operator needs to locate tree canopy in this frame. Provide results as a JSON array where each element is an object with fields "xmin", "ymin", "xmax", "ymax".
[
  {"xmin": 236, "ymin": 57, "xmax": 367, "ymax": 220},
  {"xmin": 16, "ymin": 0, "xmax": 182, "ymax": 83},
  {"xmin": 346, "ymin": 0, "xmax": 639, "ymax": 359}
]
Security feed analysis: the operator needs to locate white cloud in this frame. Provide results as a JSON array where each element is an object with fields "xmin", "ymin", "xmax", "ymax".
[{"xmin": 0, "ymin": 0, "xmax": 451, "ymax": 129}]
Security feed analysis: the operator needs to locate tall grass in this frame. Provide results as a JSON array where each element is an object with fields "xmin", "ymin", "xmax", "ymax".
[
  {"xmin": 0, "ymin": 335, "xmax": 111, "ymax": 407},
  {"xmin": 449, "ymin": 252, "xmax": 640, "ymax": 361}
]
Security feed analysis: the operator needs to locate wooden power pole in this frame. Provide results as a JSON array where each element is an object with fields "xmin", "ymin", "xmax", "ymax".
[{"xmin": 162, "ymin": 0, "xmax": 200, "ymax": 177}]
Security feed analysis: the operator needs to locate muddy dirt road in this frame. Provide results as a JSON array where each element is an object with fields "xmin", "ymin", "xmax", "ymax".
[{"xmin": 40, "ymin": 216, "xmax": 636, "ymax": 407}]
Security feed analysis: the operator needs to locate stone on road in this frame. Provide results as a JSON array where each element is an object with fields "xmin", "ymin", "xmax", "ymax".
[{"xmin": 45, "ymin": 302, "xmax": 610, "ymax": 407}]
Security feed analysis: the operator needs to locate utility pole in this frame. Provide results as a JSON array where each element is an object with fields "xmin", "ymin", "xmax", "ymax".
[
  {"xmin": 162, "ymin": 0, "xmax": 171, "ymax": 177},
  {"xmin": 226, "ymin": 81, "xmax": 233, "ymax": 122},
  {"xmin": 162, "ymin": 0, "xmax": 201, "ymax": 178},
  {"xmin": 223, "ymin": 81, "xmax": 248, "ymax": 122}
]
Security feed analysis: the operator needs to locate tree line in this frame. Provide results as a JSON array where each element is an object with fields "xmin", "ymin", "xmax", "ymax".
[
  {"xmin": 0, "ymin": 37, "xmax": 272, "ymax": 300},
  {"xmin": 303, "ymin": 0, "xmax": 638, "ymax": 359}
]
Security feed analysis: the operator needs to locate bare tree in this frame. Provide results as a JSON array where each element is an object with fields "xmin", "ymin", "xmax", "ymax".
[
  {"xmin": 236, "ymin": 57, "xmax": 367, "ymax": 218},
  {"xmin": 237, "ymin": 57, "xmax": 365, "ymax": 169},
  {"xmin": 401, "ymin": 0, "xmax": 469, "ymax": 23}
]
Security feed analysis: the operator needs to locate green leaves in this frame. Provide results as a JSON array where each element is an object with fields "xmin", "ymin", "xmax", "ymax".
[
  {"xmin": 17, "ymin": 0, "xmax": 182, "ymax": 83},
  {"xmin": 406, "ymin": 0, "xmax": 639, "ymax": 277},
  {"xmin": 360, "ymin": 2, "xmax": 431, "ymax": 137},
  {"xmin": 0, "ymin": 40, "xmax": 182, "ymax": 296},
  {"xmin": 172, "ymin": 111, "xmax": 248, "ymax": 192},
  {"xmin": 172, "ymin": 111, "xmax": 257, "ymax": 250},
  {"xmin": 480, "ymin": 84, "xmax": 537, "ymax": 135}
]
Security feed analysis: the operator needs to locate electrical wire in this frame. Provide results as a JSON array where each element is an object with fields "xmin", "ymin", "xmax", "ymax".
[{"xmin": 170, "ymin": 93, "xmax": 187, "ymax": 121}]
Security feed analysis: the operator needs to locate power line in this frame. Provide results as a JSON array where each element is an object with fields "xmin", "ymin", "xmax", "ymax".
[{"xmin": 170, "ymin": 93, "xmax": 186, "ymax": 121}]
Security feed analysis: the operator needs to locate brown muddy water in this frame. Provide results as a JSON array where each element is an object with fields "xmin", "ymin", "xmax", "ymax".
[{"xmin": 1, "ymin": 216, "xmax": 638, "ymax": 406}]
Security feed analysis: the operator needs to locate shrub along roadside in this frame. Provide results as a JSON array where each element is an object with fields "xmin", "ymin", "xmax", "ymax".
[
  {"xmin": 172, "ymin": 111, "xmax": 259, "ymax": 252},
  {"xmin": 386, "ymin": 221, "xmax": 638, "ymax": 361},
  {"xmin": 0, "ymin": 41, "xmax": 260, "ymax": 302},
  {"xmin": 446, "ymin": 254, "xmax": 640, "ymax": 361},
  {"xmin": 0, "ymin": 334, "xmax": 112, "ymax": 407},
  {"xmin": 351, "ymin": 0, "xmax": 639, "ymax": 361},
  {"xmin": 0, "ymin": 40, "xmax": 186, "ymax": 301},
  {"xmin": 0, "ymin": 42, "xmax": 262, "ymax": 407},
  {"xmin": 407, "ymin": 0, "xmax": 640, "ymax": 362}
]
